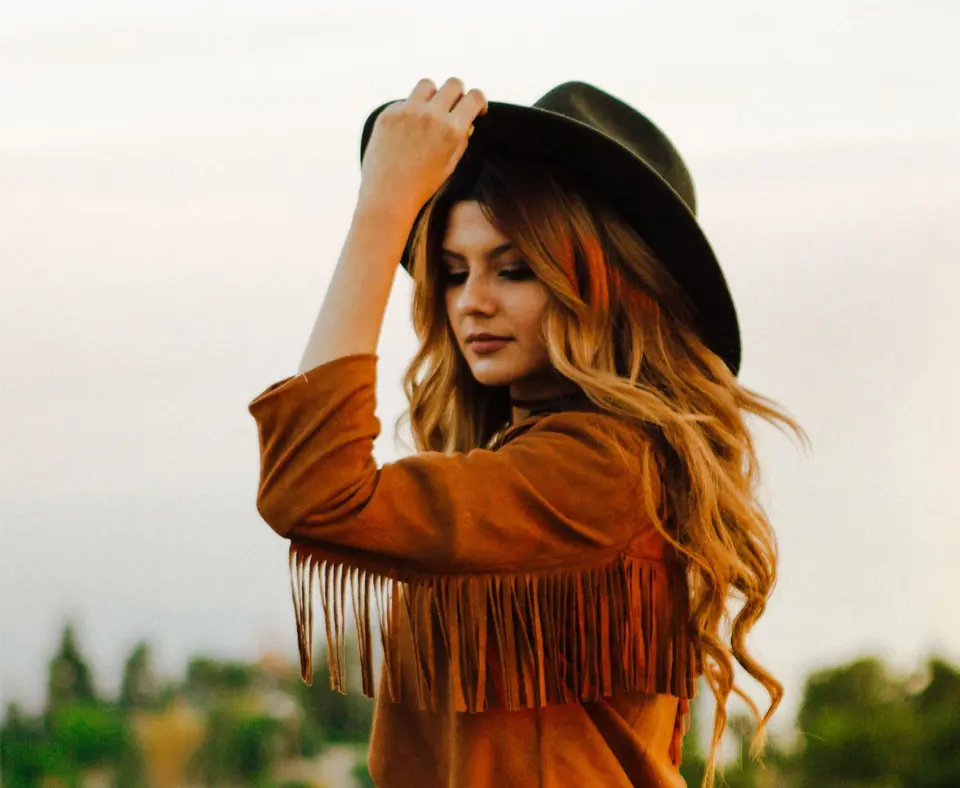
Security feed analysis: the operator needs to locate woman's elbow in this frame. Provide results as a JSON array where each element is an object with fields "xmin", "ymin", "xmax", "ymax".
[
  {"xmin": 255, "ymin": 491, "xmax": 298, "ymax": 538},
  {"xmin": 255, "ymin": 470, "xmax": 380, "ymax": 539}
]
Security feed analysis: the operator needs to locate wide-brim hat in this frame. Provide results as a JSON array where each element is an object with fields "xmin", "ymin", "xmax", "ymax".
[{"xmin": 359, "ymin": 81, "xmax": 742, "ymax": 375}]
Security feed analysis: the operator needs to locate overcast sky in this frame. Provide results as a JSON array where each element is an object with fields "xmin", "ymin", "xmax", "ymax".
[{"xmin": 2, "ymin": 0, "xmax": 958, "ymax": 729}]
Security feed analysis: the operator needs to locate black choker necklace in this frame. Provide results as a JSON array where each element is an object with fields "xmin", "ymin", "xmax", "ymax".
[{"xmin": 510, "ymin": 390, "xmax": 591, "ymax": 412}]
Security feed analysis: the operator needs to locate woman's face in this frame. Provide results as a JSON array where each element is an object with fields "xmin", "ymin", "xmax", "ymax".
[{"xmin": 441, "ymin": 201, "xmax": 566, "ymax": 399}]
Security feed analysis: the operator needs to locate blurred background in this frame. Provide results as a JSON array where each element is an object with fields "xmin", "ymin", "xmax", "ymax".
[{"xmin": 2, "ymin": 1, "xmax": 958, "ymax": 786}]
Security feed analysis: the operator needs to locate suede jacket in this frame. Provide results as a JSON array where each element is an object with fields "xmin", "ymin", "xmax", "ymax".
[{"xmin": 248, "ymin": 353, "xmax": 699, "ymax": 787}]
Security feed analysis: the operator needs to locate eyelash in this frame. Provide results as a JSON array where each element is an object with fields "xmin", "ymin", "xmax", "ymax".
[{"xmin": 442, "ymin": 264, "xmax": 536, "ymax": 286}]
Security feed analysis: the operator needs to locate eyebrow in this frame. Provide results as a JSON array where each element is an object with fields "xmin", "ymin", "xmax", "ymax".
[{"xmin": 440, "ymin": 242, "xmax": 515, "ymax": 263}]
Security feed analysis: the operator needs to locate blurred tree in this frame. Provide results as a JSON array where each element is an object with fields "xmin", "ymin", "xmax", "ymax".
[
  {"xmin": 721, "ymin": 713, "xmax": 763, "ymax": 788},
  {"xmin": 32, "ymin": 621, "xmax": 130, "ymax": 786},
  {"xmin": 1, "ymin": 702, "xmax": 55, "ymax": 788},
  {"xmin": 184, "ymin": 656, "xmax": 257, "ymax": 699},
  {"xmin": 903, "ymin": 656, "xmax": 960, "ymax": 787},
  {"xmin": 193, "ymin": 700, "xmax": 284, "ymax": 785},
  {"xmin": 793, "ymin": 656, "xmax": 915, "ymax": 787},
  {"xmin": 46, "ymin": 701, "xmax": 129, "ymax": 770},
  {"xmin": 679, "ymin": 694, "xmax": 784, "ymax": 788},
  {"xmin": 352, "ymin": 757, "xmax": 376, "ymax": 788},
  {"xmin": 119, "ymin": 641, "xmax": 159, "ymax": 711},
  {"xmin": 295, "ymin": 640, "xmax": 374, "ymax": 747},
  {"xmin": 45, "ymin": 622, "xmax": 97, "ymax": 716},
  {"xmin": 5, "ymin": 617, "xmax": 955, "ymax": 788},
  {"xmin": 721, "ymin": 711, "xmax": 795, "ymax": 788}
]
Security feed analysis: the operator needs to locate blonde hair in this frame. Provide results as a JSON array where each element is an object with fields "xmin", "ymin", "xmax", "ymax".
[{"xmin": 396, "ymin": 149, "xmax": 806, "ymax": 787}]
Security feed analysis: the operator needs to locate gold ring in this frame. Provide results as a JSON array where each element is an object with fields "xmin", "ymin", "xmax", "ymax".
[{"xmin": 468, "ymin": 125, "xmax": 475, "ymax": 138}]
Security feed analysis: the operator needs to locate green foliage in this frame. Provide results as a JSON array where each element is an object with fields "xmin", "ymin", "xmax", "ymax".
[
  {"xmin": 193, "ymin": 702, "xmax": 286, "ymax": 785},
  {"xmin": 295, "ymin": 671, "xmax": 373, "ymax": 746},
  {"xmin": 4, "ymin": 623, "xmax": 135, "ymax": 787},
  {"xmin": 902, "ymin": 657, "xmax": 960, "ymax": 788},
  {"xmin": 294, "ymin": 638, "xmax": 375, "ymax": 746},
  {"xmin": 718, "ymin": 713, "xmax": 789, "ymax": 788},
  {"xmin": 352, "ymin": 757, "xmax": 377, "ymax": 788},
  {"xmin": 1, "ymin": 702, "xmax": 51, "ymax": 787},
  {"xmin": 46, "ymin": 621, "xmax": 97, "ymax": 715},
  {"xmin": 789, "ymin": 654, "xmax": 960, "ymax": 788},
  {"xmin": 795, "ymin": 657, "xmax": 917, "ymax": 786},
  {"xmin": 678, "ymin": 695, "xmax": 771, "ymax": 788},
  {"xmin": 2, "ymin": 700, "xmax": 132, "ymax": 788},
  {"xmin": 679, "ymin": 688, "xmax": 708, "ymax": 788},
  {"xmin": 3, "ymin": 623, "xmax": 958, "ymax": 788},
  {"xmin": 47, "ymin": 701, "xmax": 130, "ymax": 769},
  {"xmin": 185, "ymin": 656, "xmax": 258, "ymax": 697},
  {"xmin": 119, "ymin": 641, "xmax": 160, "ymax": 711},
  {"xmin": 294, "ymin": 705, "xmax": 327, "ymax": 758}
]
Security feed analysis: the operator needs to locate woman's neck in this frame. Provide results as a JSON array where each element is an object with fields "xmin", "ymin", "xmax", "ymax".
[
  {"xmin": 507, "ymin": 368, "xmax": 588, "ymax": 425},
  {"xmin": 509, "ymin": 388, "xmax": 592, "ymax": 425}
]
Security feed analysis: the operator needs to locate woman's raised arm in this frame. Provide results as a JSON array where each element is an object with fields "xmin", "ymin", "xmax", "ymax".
[
  {"xmin": 297, "ymin": 76, "xmax": 487, "ymax": 373},
  {"xmin": 296, "ymin": 198, "xmax": 413, "ymax": 373}
]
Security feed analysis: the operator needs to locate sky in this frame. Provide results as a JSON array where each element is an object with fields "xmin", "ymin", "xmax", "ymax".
[{"xmin": 2, "ymin": 0, "xmax": 958, "ymax": 730}]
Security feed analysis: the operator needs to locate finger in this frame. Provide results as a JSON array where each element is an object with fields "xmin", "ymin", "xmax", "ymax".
[
  {"xmin": 431, "ymin": 76, "xmax": 466, "ymax": 112},
  {"xmin": 408, "ymin": 78, "xmax": 438, "ymax": 104},
  {"xmin": 451, "ymin": 88, "xmax": 488, "ymax": 128}
]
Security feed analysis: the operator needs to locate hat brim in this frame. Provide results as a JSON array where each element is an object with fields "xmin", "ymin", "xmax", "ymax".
[{"xmin": 360, "ymin": 100, "xmax": 741, "ymax": 375}]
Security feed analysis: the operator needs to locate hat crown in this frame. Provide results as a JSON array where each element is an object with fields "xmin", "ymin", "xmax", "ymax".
[{"xmin": 534, "ymin": 82, "xmax": 697, "ymax": 215}]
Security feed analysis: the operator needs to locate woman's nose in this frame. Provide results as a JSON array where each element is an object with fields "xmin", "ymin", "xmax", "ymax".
[{"xmin": 455, "ymin": 273, "xmax": 497, "ymax": 315}]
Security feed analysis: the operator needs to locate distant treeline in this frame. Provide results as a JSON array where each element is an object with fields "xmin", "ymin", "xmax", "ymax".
[{"xmin": 2, "ymin": 621, "xmax": 958, "ymax": 787}]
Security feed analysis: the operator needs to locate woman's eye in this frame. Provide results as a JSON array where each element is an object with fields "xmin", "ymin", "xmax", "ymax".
[
  {"xmin": 443, "ymin": 270, "xmax": 468, "ymax": 286},
  {"xmin": 441, "ymin": 263, "xmax": 535, "ymax": 286},
  {"xmin": 500, "ymin": 264, "xmax": 535, "ymax": 281}
]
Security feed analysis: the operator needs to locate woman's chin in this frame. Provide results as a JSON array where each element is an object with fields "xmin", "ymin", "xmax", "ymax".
[{"xmin": 467, "ymin": 359, "xmax": 522, "ymax": 387}]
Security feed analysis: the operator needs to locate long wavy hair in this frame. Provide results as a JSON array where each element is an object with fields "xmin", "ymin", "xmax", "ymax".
[{"xmin": 395, "ymin": 147, "xmax": 806, "ymax": 788}]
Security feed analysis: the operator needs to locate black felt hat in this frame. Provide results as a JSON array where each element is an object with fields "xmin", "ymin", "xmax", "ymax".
[{"xmin": 359, "ymin": 81, "xmax": 742, "ymax": 376}]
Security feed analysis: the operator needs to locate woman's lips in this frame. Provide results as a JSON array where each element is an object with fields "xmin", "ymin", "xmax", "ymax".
[{"xmin": 469, "ymin": 338, "xmax": 512, "ymax": 355}]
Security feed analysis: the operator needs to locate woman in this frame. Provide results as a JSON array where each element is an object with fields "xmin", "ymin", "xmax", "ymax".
[{"xmin": 248, "ymin": 78, "xmax": 803, "ymax": 787}]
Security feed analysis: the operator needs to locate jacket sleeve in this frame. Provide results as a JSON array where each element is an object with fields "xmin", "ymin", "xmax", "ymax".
[
  {"xmin": 248, "ymin": 353, "xmax": 659, "ymax": 573},
  {"xmin": 247, "ymin": 353, "xmax": 695, "ymax": 711}
]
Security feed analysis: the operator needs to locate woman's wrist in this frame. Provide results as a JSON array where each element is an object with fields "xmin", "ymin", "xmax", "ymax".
[{"xmin": 354, "ymin": 185, "xmax": 424, "ymax": 236}]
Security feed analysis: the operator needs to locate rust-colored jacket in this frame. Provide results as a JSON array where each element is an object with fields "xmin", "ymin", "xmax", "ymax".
[{"xmin": 248, "ymin": 353, "xmax": 698, "ymax": 787}]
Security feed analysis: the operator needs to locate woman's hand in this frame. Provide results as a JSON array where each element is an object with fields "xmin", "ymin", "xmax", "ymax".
[{"xmin": 358, "ymin": 77, "xmax": 488, "ymax": 217}]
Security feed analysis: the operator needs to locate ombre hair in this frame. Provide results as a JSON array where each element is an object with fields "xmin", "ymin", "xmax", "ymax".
[{"xmin": 396, "ymin": 148, "xmax": 805, "ymax": 788}]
